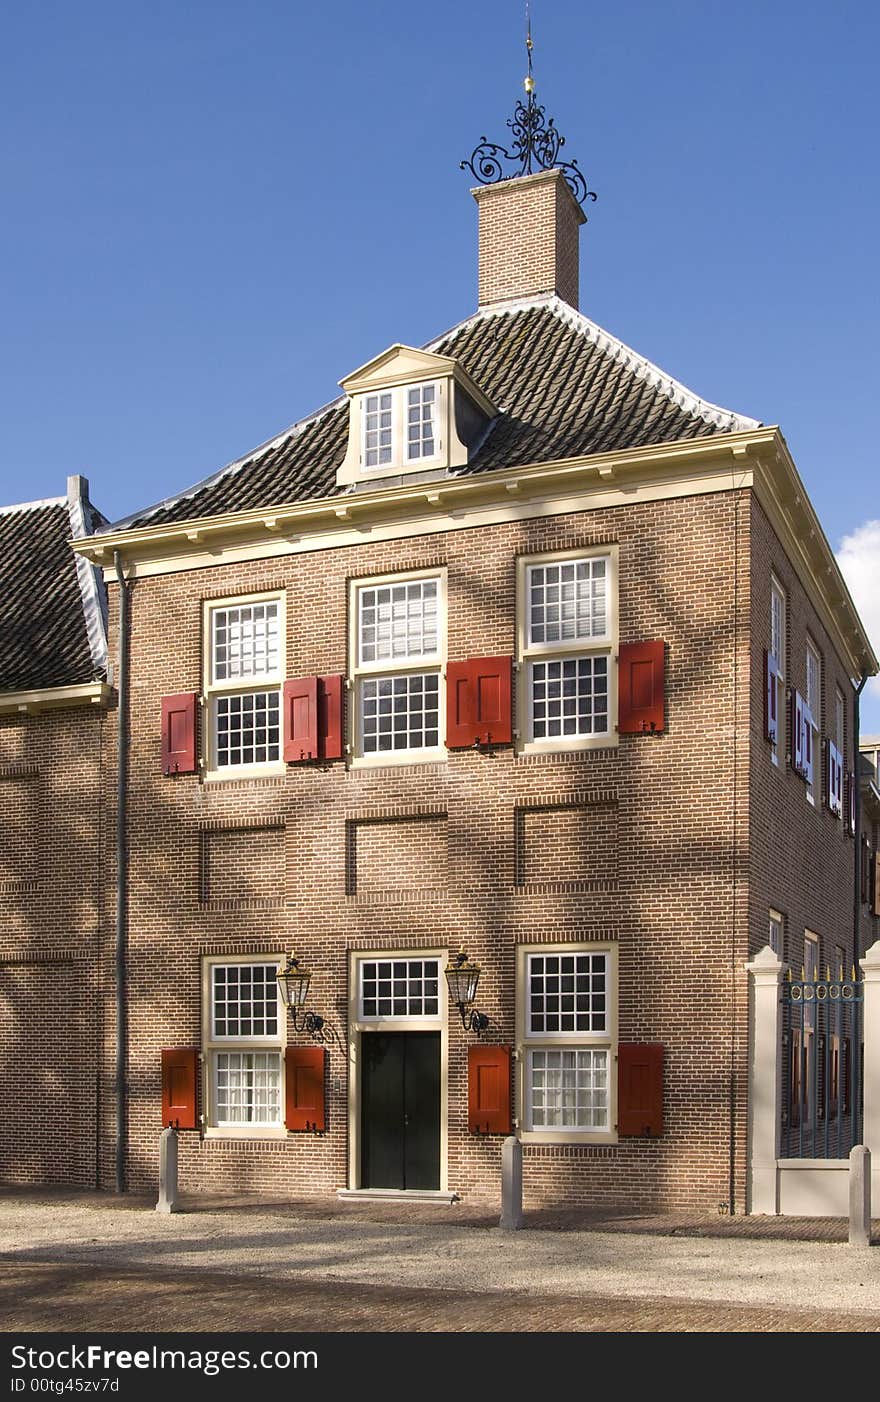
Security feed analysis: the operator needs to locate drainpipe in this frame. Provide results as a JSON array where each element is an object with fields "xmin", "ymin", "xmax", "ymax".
[
  {"xmin": 113, "ymin": 551, "xmax": 130, "ymax": 1194},
  {"xmin": 854, "ymin": 670, "xmax": 869, "ymax": 968}
]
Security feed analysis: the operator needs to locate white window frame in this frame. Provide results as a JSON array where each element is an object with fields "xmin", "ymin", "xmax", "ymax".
[
  {"xmin": 516, "ymin": 942, "xmax": 618, "ymax": 1145},
  {"xmin": 202, "ymin": 591, "xmax": 286, "ymax": 780},
  {"xmin": 804, "ymin": 930, "xmax": 819, "ymax": 1033},
  {"xmin": 201, "ymin": 954, "xmax": 287, "ymax": 1138},
  {"xmin": 516, "ymin": 546, "xmax": 619, "ymax": 755},
  {"xmin": 348, "ymin": 568, "xmax": 447, "ymax": 767},
  {"xmin": 805, "ymin": 637, "xmax": 822, "ymax": 805},
  {"xmin": 358, "ymin": 380, "xmax": 442, "ymax": 474},
  {"xmin": 769, "ymin": 908, "xmax": 784, "ymax": 957},
  {"xmin": 357, "ymin": 956, "xmax": 443, "ymax": 1022},
  {"xmin": 769, "ymin": 576, "xmax": 786, "ymax": 768}
]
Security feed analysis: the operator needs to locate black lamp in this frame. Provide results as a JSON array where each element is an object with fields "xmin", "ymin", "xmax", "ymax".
[
  {"xmin": 445, "ymin": 947, "xmax": 490, "ymax": 1037},
  {"xmin": 277, "ymin": 953, "xmax": 343, "ymax": 1052}
]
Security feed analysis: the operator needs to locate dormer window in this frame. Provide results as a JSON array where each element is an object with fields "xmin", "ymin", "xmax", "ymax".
[
  {"xmin": 405, "ymin": 383, "xmax": 438, "ymax": 462},
  {"xmin": 337, "ymin": 346, "xmax": 496, "ymax": 489}
]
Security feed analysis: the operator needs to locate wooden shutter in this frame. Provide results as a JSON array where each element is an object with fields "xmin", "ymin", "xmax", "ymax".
[
  {"xmin": 161, "ymin": 693, "xmax": 198, "ymax": 776},
  {"xmin": 467, "ymin": 1045, "xmax": 512, "ymax": 1134},
  {"xmin": 873, "ymin": 850, "xmax": 880, "ymax": 919},
  {"xmin": 618, "ymin": 641, "xmax": 665, "ymax": 735},
  {"xmin": 285, "ymin": 1046, "xmax": 326, "ymax": 1131},
  {"xmin": 161, "ymin": 1048, "xmax": 198, "ymax": 1129},
  {"xmin": 318, "ymin": 674, "xmax": 344, "ymax": 761},
  {"xmin": 446, "ymin": 657, "xmax": 513, "ymax": 748},
  {"xmin": 862, "ymin": 839, "xmax": 871, "ymax": 903},
  {"xmin": 826, "ymin": 741, "xmax": 843, "ymax": 818},
  {"xmin": 618, "ymin": 1043, "xmax": 664, "ymax": 1137},
  {"xmin": 791, "ymin": 692, "xmax": 806, "ymax": 776},
  {"xmin": 846, "ymin": 771, "xmax": 857, "ymax": 837},
  {"xmin": 764, "ymin": 651, "xmax": 779, "ymax": 744},
  {"xmin": 283, "ymin": 677, "xmax": 319, "ymax": 762}
]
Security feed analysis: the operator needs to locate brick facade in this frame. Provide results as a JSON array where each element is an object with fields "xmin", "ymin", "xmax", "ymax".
[{"xmin": 474, "ymin": 169, "xmax": 585, "ymax": 309}]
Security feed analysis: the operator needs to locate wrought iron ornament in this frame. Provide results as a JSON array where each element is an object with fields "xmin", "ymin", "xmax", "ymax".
[{"xmin": 460, "ymin": 15, "xmax": 596, "ymax": 211}]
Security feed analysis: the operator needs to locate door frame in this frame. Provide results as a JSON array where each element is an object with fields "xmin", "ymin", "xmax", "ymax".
[{"xmin": 348, "ymin": 947, "xmax": 449, "ymax": 1191}]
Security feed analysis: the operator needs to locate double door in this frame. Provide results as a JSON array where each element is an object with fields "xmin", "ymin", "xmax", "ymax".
[{"xmin": 360, "ymin": 1031, "xmax": 440, "ymax": 1190}]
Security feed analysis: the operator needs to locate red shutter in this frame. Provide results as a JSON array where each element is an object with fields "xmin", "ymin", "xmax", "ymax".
[
  {"xmin": 161, "ymin": 1048, "xmax": 198, "ymax": 1129},
  {"xmin": 161, "ymin": 693, "xmax": 198, "ymax": 776},
  {"xmin": 791, "ymin": 691, "xmax": 805, "ymax": 776},
  {"xmin": 618, "ymin": 641, "xmax": 665, "ymax": 735},
  {"xmin": 318, "ymin": 674, "xmax": 344, "ymax": 761},
  {"xmin": 618, "ymin": 1043, "xmax": 664, "ymax": 1137},
  {"xmin": 764, "ymin": 651, "xmax": 779, "ymax": 744},
  {"xmin": 446, "ymin": 660, "xmax": 474, "ymax": 748},
  {"xmin": 283, "ymin": 677, "xmax": 318, "ymax": 762},
  {"xmin": 467, "ymin": 1045, "xmax": 512, "ymax": 1134},
  {"xmin": 446, "ymin": 657, "xmax": 513, "ymax": 748},
  {"xmin": 285, "ymin": 1046, "xmax": 326, "ymax": 1131}
]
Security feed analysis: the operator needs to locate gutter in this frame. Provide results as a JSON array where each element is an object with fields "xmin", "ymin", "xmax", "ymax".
[
  {"xmin": 113, "ymin": 551, "xmax": 130, "ymax": 1194},
  {"xmin": 854, "ymin": 672, "xmax": 869, "ymax": 969}
]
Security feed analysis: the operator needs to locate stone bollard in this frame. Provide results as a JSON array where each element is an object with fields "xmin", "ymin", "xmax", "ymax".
[
  {"xmin": 849, "ymin": 1145, "xmax": 871, "ymax": 1247},
  {"xmin": 156, "ymin": 1125, "xmax": 179, "ymax": 1215},
  {"xmin": 500, "ymin": 1135, "xmax": 523, "ymax": 1230}
]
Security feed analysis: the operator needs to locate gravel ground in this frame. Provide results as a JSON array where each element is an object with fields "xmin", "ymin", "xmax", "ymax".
[{"xmin": 1, "ymin": 1190, "xmax": 878, "ymax": 1318}]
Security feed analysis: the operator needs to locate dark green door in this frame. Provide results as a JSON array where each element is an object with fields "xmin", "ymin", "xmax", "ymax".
[{"xmin": 360, "ymin": 1032, "xmax": 440, "ymax": 1190}]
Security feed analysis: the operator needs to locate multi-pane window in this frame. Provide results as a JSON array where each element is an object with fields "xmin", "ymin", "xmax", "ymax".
[
  {"xmin": 519, "ymin": 552, "xmax": 615, "ymax": 749},
  {"xmin": 527, "ymin": 952, "xmax": 607, "ymax": 1033},
  {"xmin": 405, "ymin": 384, "xmax": 437, "ymax": 461},
  {"xmin": 769, "ymin": 578, "xmax": 786, "ymax": 766},
  {"xmin": 205, "ymin": 594, "xmax": 284, "ymax": 773},
  {"xmin": 805, "ymin": 639, "xmax": 822, "ymax": 803},
  {"xmin": 204, "ymin": 960, "xmax": 284, "ymax": 1130},
  {"xmin": 519, "ymin": 945, "xmax": 616, "ymax": 1139},
  {"xmin": 351, "ymin": 572, "xmax": 444, "ymax": 760},
  {"xmin": 359, "ymin": 959, "xmax": 440, "ymax": 1019},
  {"xmin": 363, "ymin": 392, "xmax": 394, "ymax": 469}
]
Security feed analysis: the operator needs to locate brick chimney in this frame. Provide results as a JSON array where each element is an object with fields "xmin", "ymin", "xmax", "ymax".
[{"xmin": 472, "ymin": 168, "xmax": 586, "ymax": 310}]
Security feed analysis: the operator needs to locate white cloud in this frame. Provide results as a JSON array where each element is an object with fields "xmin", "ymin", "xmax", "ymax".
[{"xmin": 836, "ymin": 518, "xmax": 880, "ymax": 729}]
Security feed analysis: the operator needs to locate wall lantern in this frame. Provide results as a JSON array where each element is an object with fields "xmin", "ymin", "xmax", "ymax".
[
  {"xmin": 445, "ymin": 947, "xmax": 490, "ymax": 1037},
  {"xmin": 277, "ymin": 952, "xmax": 343, "ymax": 1053}
]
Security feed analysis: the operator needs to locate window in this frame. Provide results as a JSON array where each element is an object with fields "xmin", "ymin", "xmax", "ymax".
[
  {"xmin": 360, "ymin": 381, "xmax": 440, "ymax": 472},
  {"xmin": 805, "ymin": 639, "xmax": 821, "ymax": 804},
  {"xmin": 517, "ymin": 549, "xmax": 618, "ymax": 752},
  {"xmin": 202, "ymin": 958, "xmax": 285, "ymax": 1133},
  {"xmin": 804, "ymin": 931, "xmax": 819, "ymax": 1033},
  {"xmin": 349, "ymin": 570, "xmax": 445, "ymax": 763},
  {"xmin": 203, "ymin": 593, "xmax": 285, "ymax": 775},
  {"xmin": 358, "ymin": 958, "xmax": 440, "ymax": 1020},
  {"xmin": 769, "ymin": 909, "xmax": 784, "ymax": 957},
  {"xmin": 769, "ymin": 577, "xmax": 786, "ymax": 767},
  {"xmin": 517, "ymin": 944, "xmax": 617, "ymax": 1141}
]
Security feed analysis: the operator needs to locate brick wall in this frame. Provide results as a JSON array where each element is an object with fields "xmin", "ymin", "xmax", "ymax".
[{"xmin": 0, "ymin": 706, "xmax": 106, "ymax": 1187}]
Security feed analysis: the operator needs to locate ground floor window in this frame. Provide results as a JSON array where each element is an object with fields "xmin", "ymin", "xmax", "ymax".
[{"xmin": 203, "ymin": 957, "xmax": 285, "ymax": 1132}]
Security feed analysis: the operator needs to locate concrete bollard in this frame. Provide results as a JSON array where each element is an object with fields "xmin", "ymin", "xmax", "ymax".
[
  {"xmin": 500, "ymin": 1135, "xmax": 523, "ymax": 1230},
  {"xmin": 849, "ymin": 1145, "xmax": 871, "ymax": 1247},
  {"xmin": 156, "ymin": 1126, "xmax": 179, "ymax": 1214}
]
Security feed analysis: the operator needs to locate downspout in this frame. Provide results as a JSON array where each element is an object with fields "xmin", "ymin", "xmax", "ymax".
[
  {"xmin": 854, "ymin": 670, "xmax": 869, "ymax": 967},
  {"xmin": 113, "ymin": 551, "xmax": 130, "ymax": 1194}
]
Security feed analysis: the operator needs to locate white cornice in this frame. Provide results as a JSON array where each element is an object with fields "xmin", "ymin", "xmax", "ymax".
[{"xmin": 0, "ymin": 681, "xmax": 111, "ymax": 716}]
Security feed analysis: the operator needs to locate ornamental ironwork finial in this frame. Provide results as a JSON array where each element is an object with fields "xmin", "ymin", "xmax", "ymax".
[{"xmin": 460, "ymin": 7, "xmax": 597, "ymax": 211}]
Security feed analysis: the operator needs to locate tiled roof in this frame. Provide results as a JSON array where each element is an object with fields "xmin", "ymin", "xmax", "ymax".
[
  {"xmin": 0, "ymin": 484, "xmax": 108, "ymax": 692},
  {"xmin": 117, "ymin": 295, "xmax": 760, "ymax": 531}
]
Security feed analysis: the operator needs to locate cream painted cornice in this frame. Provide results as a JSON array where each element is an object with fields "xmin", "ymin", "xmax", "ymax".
[
  {"xmin": 71, "ymin": 426, "xmax": 877, "ymax": 680},
  {"xmin": 0, "ymin": 681, "xmax": 111, "ymax": 716}
]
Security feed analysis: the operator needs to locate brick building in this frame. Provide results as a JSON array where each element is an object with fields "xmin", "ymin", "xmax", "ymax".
[
  {"xmin": 9, "ymin": 159, "xmax": 870, "ymax": 1211},
  {"xmin": 0, "ymin": 475, "xmax": 110, "ymax": 1186}
]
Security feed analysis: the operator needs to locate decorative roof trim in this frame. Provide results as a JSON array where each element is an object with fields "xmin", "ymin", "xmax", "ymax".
[
  {"xmin": 66, "ymin": 475, "xmax": 109, "ymax": 678},
  {"xmin": 426, "ymin": 293, "xmax": 760, "ymax": 434},
  {"xmin": 0, "ymin": 495, "xmax": 65, "ymax": 517}
]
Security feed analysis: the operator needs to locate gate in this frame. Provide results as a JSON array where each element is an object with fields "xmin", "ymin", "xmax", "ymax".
[{"xmin": 780, "ymin": 968, "xmax": 863, "ymax": 1159}]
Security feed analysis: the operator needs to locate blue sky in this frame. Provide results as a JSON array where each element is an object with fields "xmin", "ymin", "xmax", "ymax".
[{"xmin": 2, "ymin": 1, "xmax": 878, "ymax": 724}]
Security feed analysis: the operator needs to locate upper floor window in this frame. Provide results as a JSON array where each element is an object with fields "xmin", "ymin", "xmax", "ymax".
[
  {"xmin": 359, "ymin": 382, "xmax": 440, "ymax": 473},
  {"xmin": 405, "ymin": 384, "xmax": 438, "ymax": 461},
  {"xmin": 769, "ymin": 577, "xmax": 786, "ymax": 767},
  {"xmin": 203, "ymin": 593, "xmax": 285, "ymax": 775},
  {"xmin": 363, "ymin": 392, "xmax": 393, "ymax": 468},
  {"xmin": 349, "ymin": 570, "xmax": 446, "ymax": 763},
  {"xmin": 516, "ymin": 548, "xmax": 618, "ymax": 752},
  {"xmin": 805, "ymin": 638, "xmax": 822, "ymax": 805}
]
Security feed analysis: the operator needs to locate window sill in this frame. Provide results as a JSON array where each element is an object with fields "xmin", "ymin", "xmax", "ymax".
[
  {"xmin": 202, "ymin": 763, "xmax": 287, "ymax": 784},
  {"xmin": 519, "ymin": 1130, "xmax": 618, "ymax": 1147},
  {"xmin": 349, "ymin": 750, "xmax": 447, "ymax": 770},
  {"xmin": 203, "ymin": 1127, "xmax": 289, "ymax": 1140},
  {"xmin": 517, "ymin": 735, "xmax": 619, "ymax": 756}
]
